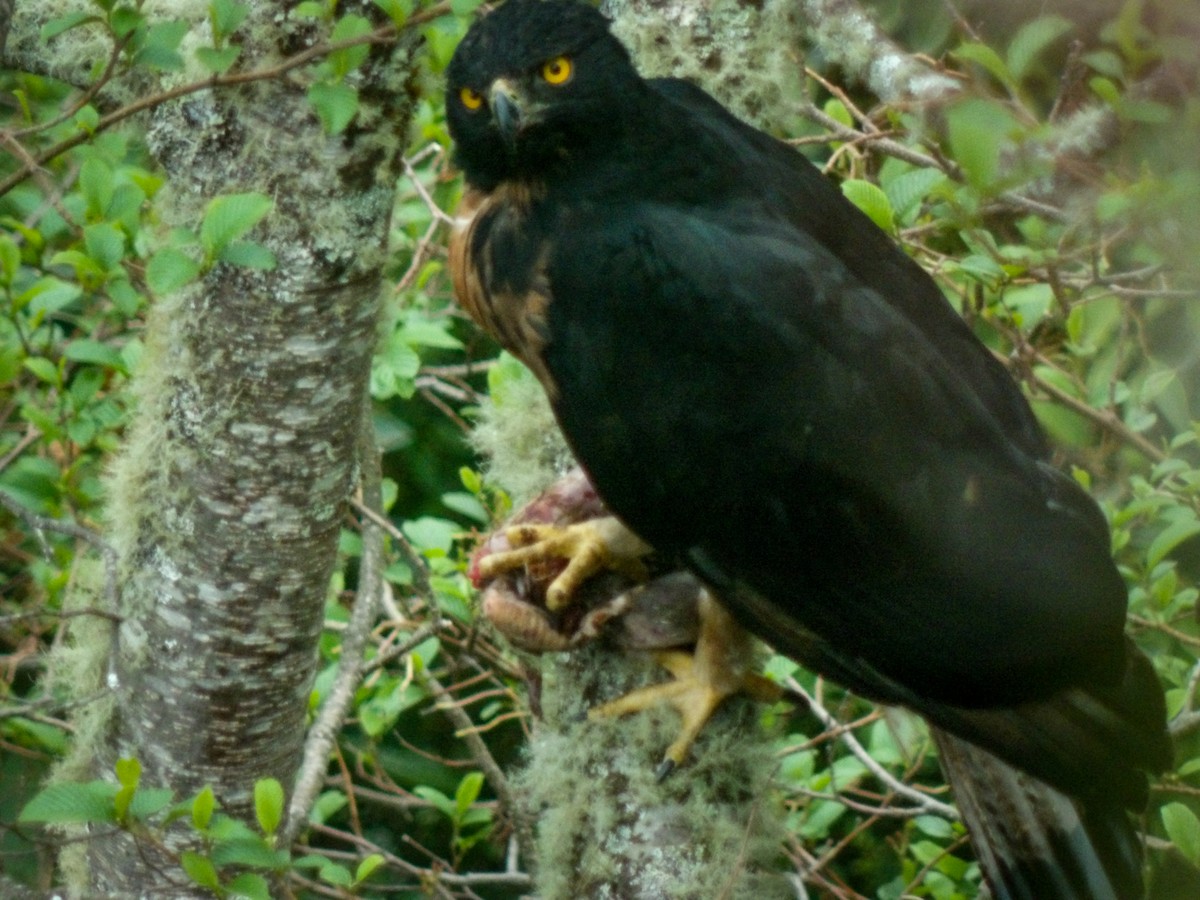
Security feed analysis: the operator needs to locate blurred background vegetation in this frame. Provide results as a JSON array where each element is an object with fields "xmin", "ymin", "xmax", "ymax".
[{"xmin": 3, "ymin": 0, "xmax": 1200, "ymax": 896}]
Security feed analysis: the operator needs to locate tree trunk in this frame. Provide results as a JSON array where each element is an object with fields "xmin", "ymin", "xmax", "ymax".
[{"xmin": 6, "ymin": 1, "xmax": 417, "ymax": 894}]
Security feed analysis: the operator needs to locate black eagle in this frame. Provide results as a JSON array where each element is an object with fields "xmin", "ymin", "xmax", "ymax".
[{"xmin": 445, "ymin": 2, "xmax": 1172, "ymax": 897}]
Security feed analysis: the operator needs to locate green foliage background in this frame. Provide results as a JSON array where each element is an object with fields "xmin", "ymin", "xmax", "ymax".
[{"xmin": 3, "ymin": 0, "xmax": 1200, "ymax": 897}]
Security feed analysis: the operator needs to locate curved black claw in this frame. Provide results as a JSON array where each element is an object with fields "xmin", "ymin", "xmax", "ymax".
[{"xmin": 655, "ymin": 758, "xmax": 676, "ymax": 783}]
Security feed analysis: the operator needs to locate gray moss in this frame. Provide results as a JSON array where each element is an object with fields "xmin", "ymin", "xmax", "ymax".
[
  {"xmin": 470, "ymin": 359, "xmax": 575, "ymax": 507},
  {"xmin": 514, "ymin": 647, "xmax": 790, "ymax": 900},
  {"xmin": 603, "ymin": 0, "xmax": 808, "ymax": 135},
  {"xmin": 473, "ymin": 359, "xmax": 790, "ymax": 897}
]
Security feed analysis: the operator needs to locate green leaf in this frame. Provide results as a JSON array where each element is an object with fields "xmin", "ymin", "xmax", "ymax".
[
  {"xmin": 320, "ymin": 862, "xmax": 354, "ymax": 887},
  {"xmin": 210, "ymin": 0, "xmax": 251, "ymax": 43},
  {"xmin": 945, "ymin": 98, "xmax": 1018, "ymax": 192},
  {"xmin": 65, "ymin": 339, "xmax": 123, "ymax": 369},
  {"xmin": 413, "ymin": 785, "xmax": 455, "ymax": 819},
  {"xmin": 1003, "ymin": 283, "xmax": 1054, "ymax": 326},
  {"xmin": 442, "ymin": 490, "xmax": 487, "ymax": 523},
  {"xmin": 293, "ymin": 1, "xmax": 328, "ymax": 19},
  {"xmin": 254, "ymin": 778, "xmax": 285, "ymax": 836},
  {"xmin": 134, "ymin": 20, "xmax": 190, "ymax": 71},
  {"xmin": 840, "ymin": 179, "xmax": 894, "ymax": 233},
  {"xmin": 459, "ymin": 466, "xmax": 482, "ymax": 495},
  {"xmin": 201, "ymin": 193, "xmax": 273, "ymax": 257},
  {"xmin": 454, "ymin": 771, "xmax": 484, "ymax": 821},
  {"xmin": 403, "ymin": 516, "xmax": 458, "ymax": 554},
  {"xmin": 74, "ymin": 105, "xmax": 100, "ymax": 135},
  {"xmin": 227, "ymin": 873, "xmax": 271, "ymax": 900},
  {"xmin": 823, "ymin": 98, "xmax": 853, "ymax": 129},
  {"xmin": 0, "ymin": 235, "xmax": 21, "ymax": 286},
  {"xmin": 399, "ymin": 316, "xmax": 464, "ymax": 350},
  {"xmin": 147, "ymin": 248, "xmax": 202, "ymax": 294},
  {"xmin": 129, "ymin": 787, "xmax": 175, "ymax": 820},
  {"xmin": 79, "ymin": 157, "xmax": 115, "ymax": 218},
  {"xmin": 1140, "ymin": 368, "xmax": 1177, "ymax": 406},
  {"xmin": 1147, "ymin": 517, "xmax": 1200, "ymax": 570},
  {"xmin": 1082, "ymin": 49, "xmax": 1125, "ymax": 79},
  {"xmin": 195, "ymin": 45, "xmax": 241, "ymax": 74},
  {"xmin": 359, "ymin": 675, "xmax": 426, "ymax": 736},
  {"xmin": 883, "ymin": 168, "xmax": 947, "ymax": 224},
  {"xmin": 209, "ymin": 813, "xmax": 261, "ymax": 843},
  {"xmin": 328, "ymin": 14, "xmax": 373, "ymax": 79},
  {"xmin": 1117, "ymin": 98, "xmax": 1172, "ymax": 124},
  {"xmin": 19, "ymin": 780, "xmax": 119, "ymax": 824},
  {"xmin": 307, "ymin": 82, "xmax": 359, "ymax": 135},
  {"xmin": 954, "ymin": 42, "xmax": 1015, "ymax": 91},
  {"xmin": 293, "ymin": 853, "xmax": 331, "ymax": 870},
  {"xmin": 371, "ymin": 334, "xmax": 421, "ymax": 399},
  {"xmin": 1089, "ymin": 76, "xmax": 1121, "ymax": 105},
  {"xmin": 109, "ymin": 6, "xmax": 144, "ymax": 38},
  {"xmin": 1006, "ymin": 15, "xmax": 1074, "ymax": 84},
  {"xmin": 41, "ymin": 11, "xmax": 101, "ymax": 41},
  {"xmin": 23, "ymin": 357, "xmax": 61, "ymax": 385},
  {"xmin": 84, "ymin": 223, "xmax": 126, "ymax": 271},
  {"xmin": 48, "ymin": 250, "xmax": 104, "ymax": 285},
  {"xmin": 210, "ymin": 835, "xmax": 289, "ymax": 869},
  {"xmin": 181, "ymin": 851, "xmax": 222, "ymax": 891},
  {"xmin": 193, "ymin": 785, "xmax": 216, "ymax": 831},
  {"xmin": 310, "ymin": 790, "xmax": 347, "ymax": 825},
  {"xmin": 451, "ymin": 0, "xmax": 485, "ymax": 16},
  {"xmin": 1162, "ymin": 803, "xmax": 1200, "ymax": 866},
  {"xmin": 913, "ymin": 814, "xmax": 957, "ymax": 840},
  {"xmin": 217, "ymin": 241, "xmax": 276, "ymax": 269},
  {"xmin": 355, "ymin": 853, "xmax": 385, "ymax": 883},
  {"xmin": 373, "ymin": 0, "xmax": 413, "ymax": 27},
  {"xmin": 22, "ymin": 276, "xmax": 83, "ymax": 317}
]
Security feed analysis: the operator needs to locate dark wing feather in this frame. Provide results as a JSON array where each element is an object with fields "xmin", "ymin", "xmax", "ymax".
[
  {"xmin": 542, "ymin": 203, "xmax": 1126, "ymax": 706},
  {"xmin": 646, "ymin": 76, "xmax": 1049, "ymax": 459},
  {"xmin": 535, "ymin": 182, "xmax": 1169, "ymax": 898}
]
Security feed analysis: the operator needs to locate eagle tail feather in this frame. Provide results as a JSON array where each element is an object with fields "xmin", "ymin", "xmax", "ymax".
[{"xmin": 934, "ymin": 728, "xmax": 1142, "ymax": 900}]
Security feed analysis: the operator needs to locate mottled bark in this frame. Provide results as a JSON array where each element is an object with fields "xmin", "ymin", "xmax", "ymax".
[{"xmin": 6, "ymin": 1, "xmax": 417, "ymax": 895}]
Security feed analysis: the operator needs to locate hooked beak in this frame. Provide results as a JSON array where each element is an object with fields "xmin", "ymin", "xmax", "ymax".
[
  {"xmin": 489, "ymin": 80, "xmax": 547, "ymax": 154},
  {"xmin": 490, "ymin": 79, "xmax": 526, "ymax": 150}
]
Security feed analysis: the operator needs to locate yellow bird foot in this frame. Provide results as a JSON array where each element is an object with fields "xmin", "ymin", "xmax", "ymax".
[
  {"xmin": 477, "ymin": 515, "xmax": 652, "ymax": 610},
  {"xmin": 589, "ymin": 592, "xmax": 782, "ymax": 778}
]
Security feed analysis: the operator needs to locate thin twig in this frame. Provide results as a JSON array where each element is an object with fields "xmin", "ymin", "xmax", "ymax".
[
  {"xmin": 0, "ymin": 425, "xmax": 41, "ymax": 474},
  {"xmin": 421, "ymin": 668, "xmax": 535, "ymax": 868},
  {"xmin": 783, "ymin": 675, "xmax": 959, "ymax": 821},
  {"xmin": 1007, "ymin": 354, "xmax": 1167, "ymax": 462},
  {"xmin": 283, "ymin": 410, "xmax": 386, "ymax": 846},
  {"xmin": 350, "ymin": 497, "xmax": 436, "ymax": 611}
]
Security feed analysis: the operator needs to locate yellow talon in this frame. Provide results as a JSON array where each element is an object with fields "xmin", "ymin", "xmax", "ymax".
[
  {"xmin": 477, "ymin": 516, "xmax": 651, "ymax": 610},
  {"xmin": 589, "ymin": 592, "xmax": 783, "ymax": 772}
]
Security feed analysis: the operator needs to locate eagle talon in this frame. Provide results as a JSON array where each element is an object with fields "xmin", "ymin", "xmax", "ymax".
[
  {"xmin": 587, "ymin": 593, "xmax": 782, "ymax": 773},
  {"xmin": 478, "ymin": 517, "xmax": 651, "ymax": 611}
]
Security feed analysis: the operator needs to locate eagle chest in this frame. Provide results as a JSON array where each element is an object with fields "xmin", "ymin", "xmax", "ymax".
[{"xmin": 450, "ymin": 184, "xmax": 557, "ymax": 395}]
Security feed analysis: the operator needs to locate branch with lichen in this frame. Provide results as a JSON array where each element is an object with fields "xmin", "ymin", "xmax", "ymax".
[{"xmin": 797, "ymin": 0, "xmax": 960, "ymax": 103}]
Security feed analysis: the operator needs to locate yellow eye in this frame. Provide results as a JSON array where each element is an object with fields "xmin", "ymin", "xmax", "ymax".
[
  {"xmin": 459, "ymin": 86, "xmax": 484, "ymax": 110},
  {"xmin": 541, "ymin": 56, "xmax": 573, "ymax": 86}
]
